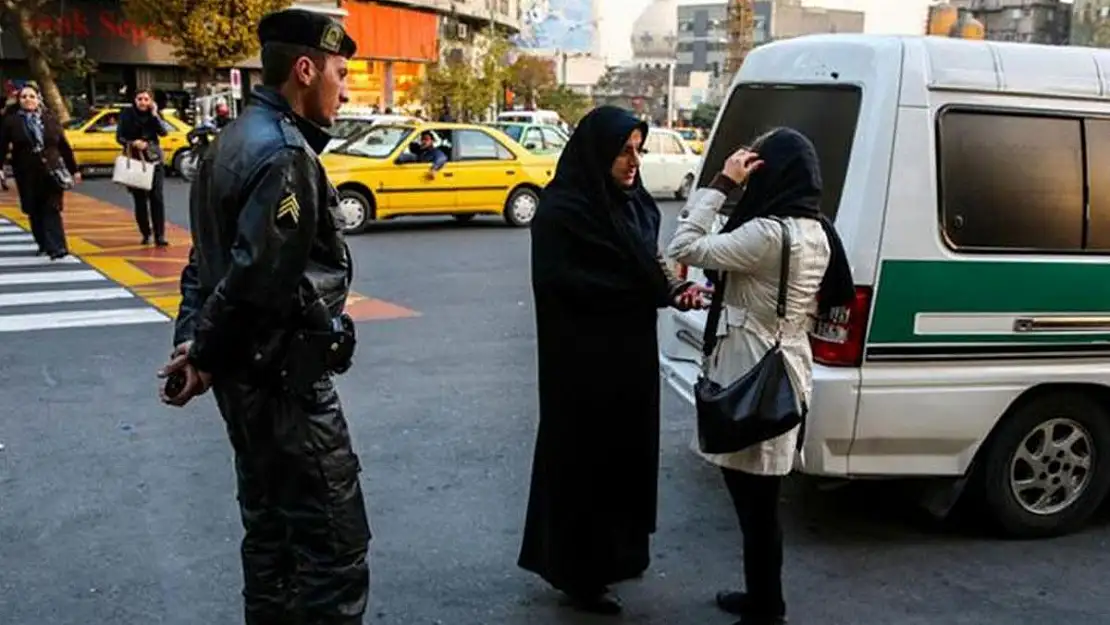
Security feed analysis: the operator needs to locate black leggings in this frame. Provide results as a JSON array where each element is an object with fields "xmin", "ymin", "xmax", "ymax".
[{"xmin": 721, "ymin": 467, "xmax": 786, "ymax": 617}]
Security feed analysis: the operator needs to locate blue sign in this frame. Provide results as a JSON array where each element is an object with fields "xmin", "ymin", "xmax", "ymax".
[{"xmin": 515, "ymin": 0, "xmax": 596, "ymax": 53}]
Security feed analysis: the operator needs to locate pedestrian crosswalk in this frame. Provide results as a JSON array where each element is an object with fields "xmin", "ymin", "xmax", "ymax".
[{"xmin": 0, "ymin": 216, "xmax": 169, "ymax": 332}]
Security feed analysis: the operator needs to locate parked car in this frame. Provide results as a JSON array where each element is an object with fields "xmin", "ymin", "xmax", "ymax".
[
  {"xmin": 320, "ymin": 122, "xmax": 556, "ymax": 234},
  {"xmin": 63, "ymin": 107, "xmax": 192, "ymax": 176},
  {"xmin": 640, "ymin": 127, "xmax": 700, "ymax": 200},
  {"xmin": 487, "ymin": 122, "xmax": 569, "ymax": 155}
]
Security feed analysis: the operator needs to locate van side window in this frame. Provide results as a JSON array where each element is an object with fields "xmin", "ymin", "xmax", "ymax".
[
  {"xmin": 938, "ymin": 111, "xmax": 1084, "ymax": 251},
  {"xmin": 1084, "ymin": 119, "xmax": 1110, "ymax": 251}
]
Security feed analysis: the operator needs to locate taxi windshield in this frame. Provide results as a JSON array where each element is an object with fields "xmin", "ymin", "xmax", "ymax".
[
  {"xmin": 677, "ymin": 129, "xmax": 697, "ymax": 141},
  {"xmin": 333, "ymin": 125, "xmax": 413, "ymax": 158}
]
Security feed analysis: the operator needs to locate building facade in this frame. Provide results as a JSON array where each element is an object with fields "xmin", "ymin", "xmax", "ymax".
[
  {"xmin": 0, "ymin": 0, "xmax": 522, "ymax": 117},
  {"xmin": 952, "ymin": 0, "xmax": 1071, "ymax": 44},
  {"xmin": 1071, "ymin": 0, "xmax": 1110, "ymax": 46},
  {"xmin": 676, "ymin": 1, "xmax": 772, "ymax": 85}
]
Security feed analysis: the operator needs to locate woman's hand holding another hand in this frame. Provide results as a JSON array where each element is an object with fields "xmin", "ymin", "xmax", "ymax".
[
  {"xmin": 721, "ymin": 148, "xmax": 763, "ymax": 185},
  {"xmin": 673, "ymin": 283, "xmax": 713, "ymax": 311}
]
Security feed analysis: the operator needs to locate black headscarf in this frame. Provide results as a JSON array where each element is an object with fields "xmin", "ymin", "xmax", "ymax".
[
  {"xmin": 530, "ymin": 106, "xmax": 671, "ymax": 307},
  {"xmin": 714, "ymin": 127, "xmax": 855, "ymax": 314}
]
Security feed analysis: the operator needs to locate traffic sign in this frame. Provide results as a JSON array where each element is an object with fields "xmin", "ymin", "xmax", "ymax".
[{"xmin": 229, "ymin": 68, "xmax": 242, "ymax": 100}]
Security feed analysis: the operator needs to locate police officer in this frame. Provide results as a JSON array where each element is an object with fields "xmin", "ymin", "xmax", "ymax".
[{"xmin": 157, "ymin": 9, "xmax": 369, "ymax": 625}]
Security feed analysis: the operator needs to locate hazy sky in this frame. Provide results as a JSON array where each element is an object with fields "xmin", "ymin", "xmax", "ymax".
[{"xmin": 600, "ymin": 0, "xmax": 938, "ymax": 62}]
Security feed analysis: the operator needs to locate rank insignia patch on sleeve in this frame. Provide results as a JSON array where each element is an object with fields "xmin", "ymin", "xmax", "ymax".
[{"xmin": 276, "ymin": 193, "xmax": 301, "ymax": 228}]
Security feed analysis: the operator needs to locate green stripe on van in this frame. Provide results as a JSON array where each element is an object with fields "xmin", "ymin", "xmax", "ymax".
[{"xmin": 867, "ymin": 260, "xmax": 1110, "ymax": 345}]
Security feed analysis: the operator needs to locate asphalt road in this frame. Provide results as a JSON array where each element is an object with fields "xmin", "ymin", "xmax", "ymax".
[{"xmin": 1, "ymin": 177, "xmax": 1108, "ymax": 625}]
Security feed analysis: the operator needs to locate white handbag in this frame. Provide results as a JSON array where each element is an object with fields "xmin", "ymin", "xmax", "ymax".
[{"xmin": 112, "ymin": 151, "xmax": 155, "ymax": 191}]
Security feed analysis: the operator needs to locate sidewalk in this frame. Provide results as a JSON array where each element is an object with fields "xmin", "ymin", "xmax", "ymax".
[{"xmin": 0, "ymin": 190, "xmax": 418, "ymax": 322}]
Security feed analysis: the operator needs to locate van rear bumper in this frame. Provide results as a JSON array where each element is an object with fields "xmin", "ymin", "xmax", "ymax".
[
  {"xmin": 799, "ymin": 365, "xmax": 862, "ymax": 476},
  {"xmin": 659, "ymin": 348, "xmax": 862, "ymax": 477}
]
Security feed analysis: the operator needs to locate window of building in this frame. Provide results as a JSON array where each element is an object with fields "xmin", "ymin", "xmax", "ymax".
[{"xmin": 937, "ymin": 110, "xmax": 1085, "ymax": 251}]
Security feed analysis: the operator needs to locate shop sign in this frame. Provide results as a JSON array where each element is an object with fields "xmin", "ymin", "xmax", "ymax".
[{"xmin": 0, "ymin": 0, "xmax": 259, "ymax": 67}]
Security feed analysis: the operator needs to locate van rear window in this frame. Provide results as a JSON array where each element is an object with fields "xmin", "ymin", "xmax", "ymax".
[{"xmin": 699, "ymin": 84, "xmax": 862, "ymax": 221}]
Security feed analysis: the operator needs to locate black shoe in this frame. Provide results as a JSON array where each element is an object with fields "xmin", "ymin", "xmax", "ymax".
[
  {"xmin": 155, "ymin": 238, "xmax": 169, "ymax": 247},
  {"xmin": 564, "ymin": 587, "xmax": 622, "ymax": 615},
  {"xmin": 141, "ymin": 236, "xmax": 151, "ymax": 245},
  {"xmin": 717, "ymin": 590, "xmax": 753, "ymax": 615},
  {"xmin": 36, "ymin": 249, "xmax": 46, "ymax": 256},
  {"xmin": 48, "ymin": 250, "xmax": 68, "ymax": 260}
]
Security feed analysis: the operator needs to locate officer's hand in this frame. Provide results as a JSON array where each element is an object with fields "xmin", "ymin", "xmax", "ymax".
[{"xmin": 158, "ymin": 342, "xmax": 212, "ymax": 406}]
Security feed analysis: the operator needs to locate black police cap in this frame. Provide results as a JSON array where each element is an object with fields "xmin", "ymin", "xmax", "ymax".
[{"xmin": 258, "ymin": 8, "xmax": 357, "ymax": 58}]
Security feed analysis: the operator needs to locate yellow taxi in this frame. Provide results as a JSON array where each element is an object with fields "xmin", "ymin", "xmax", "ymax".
[
  {"xmin": 321, "ymin": 122, "xmax": 557, "ymax": 234},
  {"xmin": 63, "ymin": 108, "xmax": 193, "ymax": 176},
  {"xmin": 676, "ymin": 127, "xmax": 705, "ymax": 154}
]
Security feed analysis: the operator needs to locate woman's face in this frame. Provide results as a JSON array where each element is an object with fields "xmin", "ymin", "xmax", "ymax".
[
  {"xmin": 134, "ymin": 91, "xmax": 153, "ymax": 111},
  {"xmin": 18, "ymin": 88, "xmax": 39, "ymax": 112},
  {"xmin": 610, "ymin": 128, "xmax": 643, "ymax": 189}
]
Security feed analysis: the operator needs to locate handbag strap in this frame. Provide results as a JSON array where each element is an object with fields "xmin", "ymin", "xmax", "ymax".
[{"xmin": 699, "ymin": 217, "xmax": 793, "ymax": 363}]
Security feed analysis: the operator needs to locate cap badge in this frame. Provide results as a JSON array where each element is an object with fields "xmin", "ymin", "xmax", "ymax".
[{"xmin": 320, "ymin": 23, "xmax": 343, "ymax": 53}]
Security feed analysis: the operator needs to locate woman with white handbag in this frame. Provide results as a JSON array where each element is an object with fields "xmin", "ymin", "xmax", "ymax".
[
  {"xmin": 115, "ymin": 89, "xmax": 168, "ymax": 247},
  {"xmin": 0, "ymin": 85, "xmax": 81, "ymax": 260}
]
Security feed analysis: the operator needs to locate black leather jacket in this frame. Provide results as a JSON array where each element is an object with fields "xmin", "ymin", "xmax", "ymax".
[{"xmin": 174, "ymin": 86, "xmax": 352, "ymax": 376}]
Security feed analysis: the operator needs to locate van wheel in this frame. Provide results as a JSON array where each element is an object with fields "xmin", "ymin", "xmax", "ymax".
[
  {"xmin": 975, "ymin": 392, "xmax": 1110, "ymax": 538},
  {"xmin": 337, "ymin": 188, "xmax": 374, "ymax": 235},
  {"xmin": 676, "ymin": 174, "xmax": 694, "ymax": 201},
  {"xmin": 503, "ymin": 187, "xmax": 539, "ymax": 227}
]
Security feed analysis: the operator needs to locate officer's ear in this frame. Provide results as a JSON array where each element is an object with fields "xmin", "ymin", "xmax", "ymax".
[{"xmin": 292, "ymin": 53, "xmax": 325, "ymax": 88}]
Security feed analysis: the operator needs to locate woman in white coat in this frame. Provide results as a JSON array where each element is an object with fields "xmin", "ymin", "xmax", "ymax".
[{"xmin": 666, "ymin": 128, "xmax": 855, "ymax": 625}]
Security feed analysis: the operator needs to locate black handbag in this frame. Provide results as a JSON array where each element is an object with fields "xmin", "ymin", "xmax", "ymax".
[{"xmin": 694, "ymin": 217, "xmax": 806, "ymax": 455}]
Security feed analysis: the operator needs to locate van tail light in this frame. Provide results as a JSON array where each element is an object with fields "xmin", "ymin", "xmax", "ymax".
[{"xmin": 810, "ymin": 286, "xmax": 873, "ymax": 368}]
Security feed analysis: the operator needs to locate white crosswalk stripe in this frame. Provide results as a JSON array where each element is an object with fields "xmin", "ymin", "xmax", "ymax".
[{"xmin": 0, "ymin": 216, "xmax": 169, "ymax": 332}]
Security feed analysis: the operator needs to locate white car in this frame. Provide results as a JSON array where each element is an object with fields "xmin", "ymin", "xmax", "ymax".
[{"xmin": 641, "ymin": 127, "xmax": 700, "ymax": 200}]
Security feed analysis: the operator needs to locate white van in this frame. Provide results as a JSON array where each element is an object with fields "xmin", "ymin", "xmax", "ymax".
[
  {"xmin": 659, "ymin": 34, "xmax": 1110, "ymax": 538},
  {"xmin": 497, "ymin": 109, "xmax": 565, "ymax": 129}
]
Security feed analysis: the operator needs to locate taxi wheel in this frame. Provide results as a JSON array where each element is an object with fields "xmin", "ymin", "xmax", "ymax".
[
  {"xmin": 504, "ymin": 187, "xmax": 539, "ymax": 227},
  {"xmin": 974, "ymin": 392, "xmax": 1110, "ymax": 538},
  {"xmin": 170, "ymin": 150, "xmax": 187, "ymax": 177},
  {"xmin": 338, "ymin": 188, "xmax": 374, "ymax": 235}
]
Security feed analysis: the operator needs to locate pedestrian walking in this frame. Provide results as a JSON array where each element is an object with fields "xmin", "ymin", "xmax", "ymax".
[
  {"xmin": 665, "ymin": 128, "xmax": 855, "ymax": 625},
  {"xmin": 116, "ymin": 88, "xmax": 168, "ymax": 246},
  {"xmin": 518, "ymin": 105, "xmax": 708, "ymax": 615},
  {"xmin": 157, "ymin": 9, "xmax": 370, "ymax": 625},
  {"xmin": 0, "ymin": 84, "xmax": 81, "ymax": 259}
]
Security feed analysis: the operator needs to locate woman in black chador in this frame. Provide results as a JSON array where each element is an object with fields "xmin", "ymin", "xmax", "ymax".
[{"xmin": 519, "ymin": 106, "xmax": 705, "ymax": 615}]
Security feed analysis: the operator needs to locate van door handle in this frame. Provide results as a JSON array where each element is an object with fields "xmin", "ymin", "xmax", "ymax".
[
  {"xmin": 1013, "ymin": 316, "xmax": 1110, "ymax": 332},
  {"xmin": 442, "ymin": 172, "xmax": 453, "ymax": 178},
  {"xmin": 506, "ymin": 170, "xmax": 516, "ymax": 175}
]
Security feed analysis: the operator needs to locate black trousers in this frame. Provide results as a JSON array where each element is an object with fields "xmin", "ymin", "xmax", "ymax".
[
  {"xmin": 16, "ymin": 175, "xmax": 66, "ymax": 255},
  {"xmin": 721, "ymin": 468, "xmax": 786, "ymax": 617},
  {"xmin": 214, "ymin": 377, "xmax": 371, "ymax": 625},
  {"xmin": 129, "ymin": 164, "xmax": 165, "ymax": 240}
]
